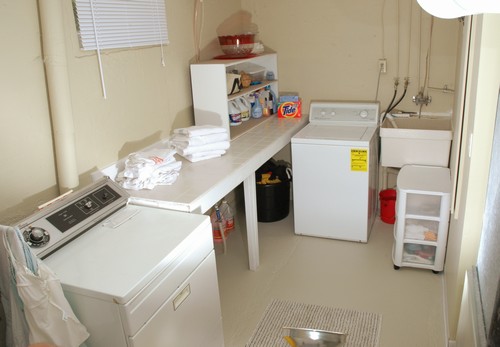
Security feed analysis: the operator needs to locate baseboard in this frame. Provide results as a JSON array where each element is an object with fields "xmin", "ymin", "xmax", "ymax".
[{"xmin": 442, "ymin": 272, "xmax": 452, "ymax": 347}]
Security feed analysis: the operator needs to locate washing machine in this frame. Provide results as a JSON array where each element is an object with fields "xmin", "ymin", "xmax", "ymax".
[{"xmin": 291, "ymin": 101, "xmax": 380, "ymax": 242}]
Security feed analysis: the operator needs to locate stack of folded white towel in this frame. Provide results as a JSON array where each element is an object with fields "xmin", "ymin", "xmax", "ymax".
[
  {"xmin": 116, "ymin": 148, "xmax": 181, "ymax": 190},
  {"xmin": 171, "ymin": 125, "xmax": 230, "ymax": 162}
]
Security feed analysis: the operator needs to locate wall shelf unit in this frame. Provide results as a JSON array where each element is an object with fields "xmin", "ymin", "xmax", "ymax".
[{"xmin": 190, "ymin": 53, "xmax": 278, "ymax": 140}]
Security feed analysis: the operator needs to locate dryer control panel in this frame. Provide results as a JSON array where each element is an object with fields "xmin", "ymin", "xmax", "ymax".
[
  {"xmin": 309, "ymin": 101, "xmax": 379, "ymax": 126},
  {"xmin": 14, "ymin": 177, "xmax": 129, "ymax": 259}
]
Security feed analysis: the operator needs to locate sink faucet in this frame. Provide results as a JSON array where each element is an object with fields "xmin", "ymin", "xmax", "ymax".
[{"xmin": 413, "ymin": 89, "xmax": 432, "ymax": 106}]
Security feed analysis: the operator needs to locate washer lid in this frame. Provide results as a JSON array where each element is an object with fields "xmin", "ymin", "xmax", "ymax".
[
  {"xmin": 292, "ymin": 124, "xmax": 378, "ymax": 146},
  {"xmin": 44, "ymin": 205, "xmax": 211, "ymax": 304}
]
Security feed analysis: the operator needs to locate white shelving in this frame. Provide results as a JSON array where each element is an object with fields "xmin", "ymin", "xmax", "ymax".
[
  {"xmin": 392, "ymin": 165, "xmax": 451, "ymax": 273},
  {"xmin": 190, "ymin": 53, "xmax": 279, "ymax": 140}
]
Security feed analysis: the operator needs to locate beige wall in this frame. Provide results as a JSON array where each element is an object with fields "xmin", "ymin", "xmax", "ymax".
[
  {"xmin": 241, "ymin": 0, "xmax": 459, "ymax": 114},
  {"xmin": 0, "ymin": 1, "xmax": 58, "ymax": 222},
  {"xmin": 446, "ymin": 14, "xmax": 500, "ymax": 339},
  {"xmin": 0, "ymin": 0, "xmax": 240, "ymax": 223},
  {"xmin": 0, "ymin": 0, "xmax": 458, "ymax": 221}
]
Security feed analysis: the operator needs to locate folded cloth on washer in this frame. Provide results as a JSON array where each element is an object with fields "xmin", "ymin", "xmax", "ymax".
[
  {"xmin": 173, "ymin": 125, "xmax": 227, "ymax": 137},
  {"xmin": 175, "ymin": 141, "xmax": 230, "ymax": 156},
  {"xmin": 181, "ymin": 149, "xmax": 226, "ymax": 162},
  {"xmin": 116, "ymin": 148, "xmax": 182, "ymax": 190},
  {"xmin": 171, "ymin": 132, "xmax": 229, "ymax": 146}
]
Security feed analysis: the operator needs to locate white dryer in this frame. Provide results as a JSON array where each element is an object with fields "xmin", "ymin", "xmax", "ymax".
[
  {"xmin": 14, "ymin": 178, "xmax": 224, "ymax": 347},
  {"xmin": 291, "ymin": 101, "xmax": 379, "ymax": 242}
]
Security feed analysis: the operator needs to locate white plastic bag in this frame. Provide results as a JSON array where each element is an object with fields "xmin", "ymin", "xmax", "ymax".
[{"xmin": 3, "ymin": 227, "xmax": 89, "ymax": 346}]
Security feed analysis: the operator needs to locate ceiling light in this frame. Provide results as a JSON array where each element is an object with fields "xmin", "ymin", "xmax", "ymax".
[{"xmin": 417, "ymin": 0, "xmax": 500, "ymax": 19}]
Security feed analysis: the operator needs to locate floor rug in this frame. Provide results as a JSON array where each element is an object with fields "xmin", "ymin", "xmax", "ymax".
[{"xmin": 246, "ymin": 299, "xmax": 382, "ymax": 347}]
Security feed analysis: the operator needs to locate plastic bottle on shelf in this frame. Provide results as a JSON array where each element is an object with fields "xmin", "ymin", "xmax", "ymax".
[
  {"xmin": 236, "ymin": 97, "xmax": 251, "ymax": 121},
  {"xmin": 220, "ymin": 200, "xmax": 234, "ymax": 231},
  {"xmin": 228, "ymin": 100, "xmax": 242, "ymax": 126},
  {"xmin": 251, "ymin": 93, "xmax": 263, "ymax": 119},
  {"xmin": 262, "ymin": 97, "xmax": 270, "ymax": 117},
  {"xmin": 265, "ymin": 85, "xmax": 277, "ymax": 114},
  {"xmin": 211, "ymin": 204, "xmax": 226, "ymax": 242}
]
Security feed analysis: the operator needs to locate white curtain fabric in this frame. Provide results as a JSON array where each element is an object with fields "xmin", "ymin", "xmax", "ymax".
[{"xmin": 1, "ymin": 226, "xmax": 89, "ymax": 347}]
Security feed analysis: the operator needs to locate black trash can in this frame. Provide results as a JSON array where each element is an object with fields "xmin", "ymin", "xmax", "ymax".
[{"xmin": 256, "ymin": 160, "xmax": 291, "ymax": 223}]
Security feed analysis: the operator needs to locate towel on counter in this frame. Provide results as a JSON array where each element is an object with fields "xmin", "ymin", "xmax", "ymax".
[
  {"xmin": 116, "ymin": 148, "xmax": 182, "ymax": 190},
  {"xmin": 183, "ymin": 149, "xmax": 227, "ymax": 162},
  {"xmin": 175, "ymin": 141, "xmax": 230, "ymax": 156},
  {"xmin": 171, "ymin": 125, "xmax": 230, "ymax": 162},
  {"xmin": 173, "ymin": 125, "xmax": 227, "ymax": 137},
  {"xmin": 171, "ymin": 132, "xmax": 229, "ymax": 147}
]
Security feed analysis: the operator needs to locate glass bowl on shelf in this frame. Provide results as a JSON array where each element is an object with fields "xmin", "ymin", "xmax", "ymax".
[{"xmin": 217, "ymin": 34, "xmax": 255, "ymax": 58}]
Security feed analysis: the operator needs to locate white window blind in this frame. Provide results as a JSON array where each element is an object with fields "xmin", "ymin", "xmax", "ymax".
[
  {"xmin": 72, "ymin": 0, "xmax": 169, "ymax": 98},
  {"xmin": 73, "ymin": 0, "xmax": 169, "ymax": 51}
]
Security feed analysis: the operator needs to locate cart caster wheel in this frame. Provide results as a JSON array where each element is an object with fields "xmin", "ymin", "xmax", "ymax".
[
  {"xmin": 393, "ymin": 265, "xmax": 400, "ymax": 270},
  {"xmin": 432, "ymin": 270, "xmax": 440, "ymax": 274}
]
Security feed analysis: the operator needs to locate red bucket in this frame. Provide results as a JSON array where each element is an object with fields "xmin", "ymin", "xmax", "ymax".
[{"xmin": 379, "ymin": 189, "xmax": 397, "ymax": 224}]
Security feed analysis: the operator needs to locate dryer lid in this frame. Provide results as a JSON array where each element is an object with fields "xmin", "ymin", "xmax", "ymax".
[{"xmin": 309, "ymin": 101, "xmax": 379, "ymax": 127}]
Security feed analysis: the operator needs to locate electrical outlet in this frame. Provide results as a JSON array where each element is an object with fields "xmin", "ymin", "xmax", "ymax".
[{"xmin": 378, "ymin": 59, "xmax": 387, "ymax": 74}]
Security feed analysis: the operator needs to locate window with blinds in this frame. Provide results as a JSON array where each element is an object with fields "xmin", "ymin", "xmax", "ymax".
[
  {"xmin": 72, "ymin": 0, "xmax": 169, "ymax": 98},
  {"xmin": 73, "ymin": 0, "xmax": 169, "ymax": 51}
]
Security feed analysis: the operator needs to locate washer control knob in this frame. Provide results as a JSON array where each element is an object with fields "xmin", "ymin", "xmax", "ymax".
[
  {"xmin": 85, "ymin": 201, "xmax": 93, "ymax": 209},
  {"xmin": 359, "ymin": 110, "xmax": 368, "ymax": 118},
  {"xmin": 23, "ymin": 227, "xmax": 50, "ymax": 247}
]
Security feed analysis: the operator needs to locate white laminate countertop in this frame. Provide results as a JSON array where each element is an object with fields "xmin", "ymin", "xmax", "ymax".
[{"xmin": 94, "ymin": 115, "xmax": 308, "ymax": 214}]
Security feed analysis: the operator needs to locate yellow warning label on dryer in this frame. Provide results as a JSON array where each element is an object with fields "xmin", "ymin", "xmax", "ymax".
[{"xmin": 351, "ymin": 149, "xmax": 368, "ymax": 172}]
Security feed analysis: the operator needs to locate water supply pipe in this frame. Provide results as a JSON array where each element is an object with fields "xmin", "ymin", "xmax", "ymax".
[{"xmin": 38, "ymin": 0, "xmax": 79, "ymax": 193}]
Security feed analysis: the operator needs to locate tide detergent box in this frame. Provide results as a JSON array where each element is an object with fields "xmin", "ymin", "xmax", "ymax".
[{"xmin": 278, "ymin": 99, "xmax": 302, "ymax": 118}]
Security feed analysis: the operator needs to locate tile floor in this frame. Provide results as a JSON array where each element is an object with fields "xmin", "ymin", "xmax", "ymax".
[{"xmin": 214, "ymin": 201, "xmax": 447, "ymax": 347}]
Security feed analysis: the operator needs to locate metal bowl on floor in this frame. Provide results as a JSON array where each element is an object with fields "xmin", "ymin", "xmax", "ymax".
[{"xmin": 283, "ymin": 327, "xmax": 347, "ymax": 347}]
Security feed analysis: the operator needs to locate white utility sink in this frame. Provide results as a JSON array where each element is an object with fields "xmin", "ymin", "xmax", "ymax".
[{"xmin": 380, "ymin": 116, "xmax": 453, "ymax": 168}]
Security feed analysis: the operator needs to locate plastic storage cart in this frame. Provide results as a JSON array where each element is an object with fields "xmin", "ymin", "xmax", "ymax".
[{"xmin": 392, "ymin": 165, "xmax": 451, "ymax": 273}]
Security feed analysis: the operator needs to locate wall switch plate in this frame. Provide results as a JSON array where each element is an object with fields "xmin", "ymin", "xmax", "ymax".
[{"xmin": 378, "ymin": 59, "xmax": 387, "ymax": 74}]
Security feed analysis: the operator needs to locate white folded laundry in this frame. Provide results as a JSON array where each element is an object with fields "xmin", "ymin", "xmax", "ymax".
[
  {"xmin": 117, "ymin": 162, "xmax": 182, "ymax": 190},
  {"xmin": 176, "ymin": 141, "xmax": 230, "ymax": 156},
  {"xmin": 184, "ymin": 149, "xmax": 226, "ymax": 160},
  {"xmin": 174, "ymin": 125, "xmax": 227, "ymax": 137},
  {"xmin": 123, "ymin": 160, "xmax": 180, "ymax": 179},
  {"xmin": 182, "ymin": 152, "xmax": 225, "ymax": 163},
  {"xmin": 405, "ymin": 224, "xmax": 427, "ymax": 240},
  {"xmin": 116, "ymin": 148, "xmax": 181, "ymax": 190},
  {"xmin": 171, "ymin": 132, "xmax": 229, "ymax": 146}
]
